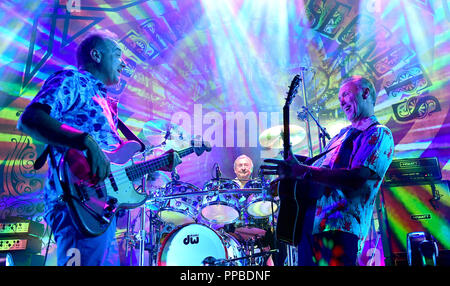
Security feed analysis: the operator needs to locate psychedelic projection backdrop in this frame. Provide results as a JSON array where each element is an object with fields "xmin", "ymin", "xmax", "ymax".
[{"xmin": 0, "ymin": 0, "xmax": 449, "ymax": 266}]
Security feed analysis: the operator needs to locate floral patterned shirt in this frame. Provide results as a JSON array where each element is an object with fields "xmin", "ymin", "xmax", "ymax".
[
  {"xmin": 311, "ymin": 116, "xmax": 394, "ymax": 253},
  {"xmin": 29, "ymin": 69, "xmax": 122, "ymax": 213}
]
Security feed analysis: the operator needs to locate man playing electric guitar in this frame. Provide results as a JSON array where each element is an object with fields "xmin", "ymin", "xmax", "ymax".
[
  {"xmin": 17, "ymin": 31, "xmax": 183, "ymax": 266},
  {"xmin": 262, "ymin": 76, "xmax": 394, "ymax": 266}
]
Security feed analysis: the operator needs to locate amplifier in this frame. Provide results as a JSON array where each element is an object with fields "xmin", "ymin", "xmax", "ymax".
[
  {"xmin": 0, "ymin": 253, "xmax": 45, "ymax": 266},
  {"xmin": 0, "ymin": 217, "xmax": 45, "ymax": 237},
  {"xmin": 0, "ymin": 237, "xmax": 42, "ymax": 253},
  {"xmin": 384, "ymin": 157, "xmax": 441, "ymax": 184},
  {"xmin": 377, "ymin": 180, "xmax": 450, "ymax": 266}
]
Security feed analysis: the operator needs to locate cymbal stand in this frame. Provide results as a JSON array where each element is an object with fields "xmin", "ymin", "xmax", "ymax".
[
  {"xmin": 138, "ymin": 175, "xmax": 148, "ymax": 266},
  {"xmin": 124, "ymin": 209, "xmax": 135, "ymax": 266}
]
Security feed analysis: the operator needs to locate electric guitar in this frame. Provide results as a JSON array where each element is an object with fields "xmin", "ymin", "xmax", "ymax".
[{"xmin": 59, "ymin": 139, "xmax": 211, "ymax": 237}]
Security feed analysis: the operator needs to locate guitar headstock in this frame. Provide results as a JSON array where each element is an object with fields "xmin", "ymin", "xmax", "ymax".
[
  {"xmin": 191, "ymin": 139, "xmax": 212, "ymax": 156},
  {"xmin": 285, "ymin": 74, "xmax": 301, "ymax": 106}
]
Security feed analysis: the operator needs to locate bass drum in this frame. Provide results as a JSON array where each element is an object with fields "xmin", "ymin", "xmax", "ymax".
[{"xmin": 157, "ymin": 223, "xmax": 228, "ymax": 266}]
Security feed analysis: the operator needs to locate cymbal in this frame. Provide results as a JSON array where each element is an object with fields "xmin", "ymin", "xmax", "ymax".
[
  {"xmin": 142, "ymin": 119, "xmax": 191, "ymax": 150},
  {"xmin": 259, "ymin": 125, "xmax": 305, "ymax": 149}
]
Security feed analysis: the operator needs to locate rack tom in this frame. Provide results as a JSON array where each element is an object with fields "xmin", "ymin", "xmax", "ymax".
[
  {"xmin": 200, "ymin": 180, "xmax": 242, "ymax": 224},
  {"xmin": 157, "ymin": 181, "xmax": 202, "ymax": 225},
  {"xmin": 244, "ymin": 180, "xmax": 278, "ymax": 218}
]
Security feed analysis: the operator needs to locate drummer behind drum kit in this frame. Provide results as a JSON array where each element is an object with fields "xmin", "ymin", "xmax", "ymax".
[
  {"xmin": 122, "ymin": 120, "xmax": 305, "ymax": 266},
  {"xmin": 144, "ymin": 175, "xmax": 279, "ymax": 266}
]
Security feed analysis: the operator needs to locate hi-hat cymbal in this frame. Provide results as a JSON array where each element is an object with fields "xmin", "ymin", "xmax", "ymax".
[
  {"xmin": 143, "ymin": 119, "xmax": 191, "ymax": 150},
  {"xmin": 259, "ymin": 125, "xmax": 306, "ymax": 149}
]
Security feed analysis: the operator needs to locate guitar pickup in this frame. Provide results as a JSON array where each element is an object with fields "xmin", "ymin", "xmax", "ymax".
[
  {"xmin": 101, "ymin": 197, "xmax": 118, "ymax": 224},
  {"xmin": 108, "ymin": 174, "xmax": 119, "ymax": 192},
  {"xmin": 77, "ymin": 183, "xmax": 91, "ymax": 202}
]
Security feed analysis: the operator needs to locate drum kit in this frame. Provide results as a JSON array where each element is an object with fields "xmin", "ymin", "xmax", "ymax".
[
  {"xmin": 146, "ymin": 178, "xmax": 279, "ymax": 266},
  {"xmin": 120, "ymin": 120, "xmax": 307, "ymax": 266}
]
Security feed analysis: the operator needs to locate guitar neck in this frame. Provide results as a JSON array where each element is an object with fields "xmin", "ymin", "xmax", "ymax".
[
  {"xmin": 283, "ymin": 105, "xmax": 290, "ymax": 160},
  {"xmin": 125, "ymin": 147, "xmax": 194, "ymax": 181}
]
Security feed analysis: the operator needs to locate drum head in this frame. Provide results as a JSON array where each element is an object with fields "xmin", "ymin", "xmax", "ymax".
[
  {"xmin": 247, "ymin": 200, "xmax": 278, "ymax": 218},
  {"xmin": 201, "ymin": 180, "xmax": 242, "ymax": 224},
  {"xmin": 201, "ymin": 204, "xmax": 240, "ymax": 224},
  {"xmin": 158, "ymin": 224, "xmax": 227, "ymax": 266},
  {"xmin": 158, "ymin": 209, "xmax": 196, "ymax": 225},
  {"xmin": 157, "ymin": 181, "xmax": 202, "ymax": 225}
]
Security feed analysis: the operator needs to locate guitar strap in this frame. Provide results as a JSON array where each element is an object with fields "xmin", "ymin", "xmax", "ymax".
[
  {"xmin": 302, "ymin": 121, "xmax": 380, "ymax": 168},
  {"xmin": 34, "ymin": 145, "xmax": 51, "ymax": 170},
  {"xmin": 117, "ymin": 118, "xmax": 146, "ymax": 152},
  {"xmin": 303, "ymin": 145, "xmax": 337, "ymax": 166}
]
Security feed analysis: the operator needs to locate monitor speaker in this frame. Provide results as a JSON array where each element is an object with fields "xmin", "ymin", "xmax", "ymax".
[{"xmin": 377, "ymin": 180, "xmax": 450, "ymax": 266}]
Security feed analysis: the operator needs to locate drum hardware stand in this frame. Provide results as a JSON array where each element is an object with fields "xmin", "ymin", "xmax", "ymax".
[
  {"xmin": 151, "ymin": 188, "xmax": 266, "ymax": 202},
  {"xmin": 202, "ymin": 249, "xmax": 279, "ymax": 266},
  {"xmin": 285, "ymin": 245, "xmax": 298, "ymax": 266},
  {"xmin": 137, "ymin": 174, "xmax": 148, "ymax": 266},
  {"xmin": 147, "ymin": 211, "xmax": 163, "ymax": 266},
  {"xmin": 124, "ymin": 209, "xmax": 136, "ymax": 266},
  {"xmin": 248, "ymin": 237, "xmax": 264, "ymax": 266}
]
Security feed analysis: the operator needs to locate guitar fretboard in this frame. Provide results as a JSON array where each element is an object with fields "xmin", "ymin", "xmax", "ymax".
[{"xmin": 125, "ymin": 147, "xmax": 194, "ymax": 181}]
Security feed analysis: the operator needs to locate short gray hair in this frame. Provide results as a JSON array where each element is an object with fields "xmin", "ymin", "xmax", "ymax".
[
  {"xmin": 76, "ymin": 30, "xmax": 118, "ymax": 68},
  {"xmin": 341, "ymin": 75, "xmax": 377, "ymax": 106}
]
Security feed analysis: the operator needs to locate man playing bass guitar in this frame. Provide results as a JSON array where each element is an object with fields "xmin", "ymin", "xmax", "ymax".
[
  {"xmin": 262, "ymin": 76, "xmax": 394, "ymax": 266},
  {"xmin": 17, "ymin": 31, "xmax": 183, "ymax": 266}
]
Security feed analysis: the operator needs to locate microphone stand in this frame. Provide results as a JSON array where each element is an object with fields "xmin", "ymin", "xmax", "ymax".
[
  {"xmin": 297, "ymin": 106, "xmax": 330, "ymax": 152},
  {"xmin": 299, "ymin": 68, "xmax": 314, "ymax": 158}
]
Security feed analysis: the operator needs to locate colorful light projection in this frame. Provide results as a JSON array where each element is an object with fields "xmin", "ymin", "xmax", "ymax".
[{"xmin": 0, "ymin": 0, "xmax": 449, "ymax": 265}]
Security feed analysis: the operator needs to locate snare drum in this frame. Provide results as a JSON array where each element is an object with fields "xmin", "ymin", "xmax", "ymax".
[
  {"xmin": 244, "ymin": 180, "xmax": 278, "ymax": 218},
  {"xmin": 157, "ymin": 223, "xmax": 230, "ymax": 266},
  {"xmin": 200, "ymin": 180, "xmax": 242, "ymax": 224},
  {"xmin": 234, "ymin": 213, "xmax": 271, "ymax": 242},
  {"xmin": 157, "ymin": 181, "xmax": 202, "ymax": 225}
]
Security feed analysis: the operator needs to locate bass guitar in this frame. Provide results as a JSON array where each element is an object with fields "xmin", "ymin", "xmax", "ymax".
[{"xmin": 58, "ymin": 139, "xmax": 211, "ymax": 237}]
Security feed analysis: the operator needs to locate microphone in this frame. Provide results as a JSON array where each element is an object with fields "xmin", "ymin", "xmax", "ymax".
[{"xmin": 215, "ymin": 163, "xmax": 222, "ymax": 179}]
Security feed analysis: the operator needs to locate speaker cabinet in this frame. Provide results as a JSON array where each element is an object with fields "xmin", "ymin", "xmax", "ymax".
[{"xmin": 377, "ymin": 180, "xmax": 450, "ymax": 266}]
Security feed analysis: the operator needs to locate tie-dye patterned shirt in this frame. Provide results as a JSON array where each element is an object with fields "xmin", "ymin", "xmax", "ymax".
[
  {"xmin": 311, "ymin": 116, "xmax": 394, "ymax": 253},
  {"xmin": 29, "ymin": 69, "xmax": 122, "ymax": 213}
]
